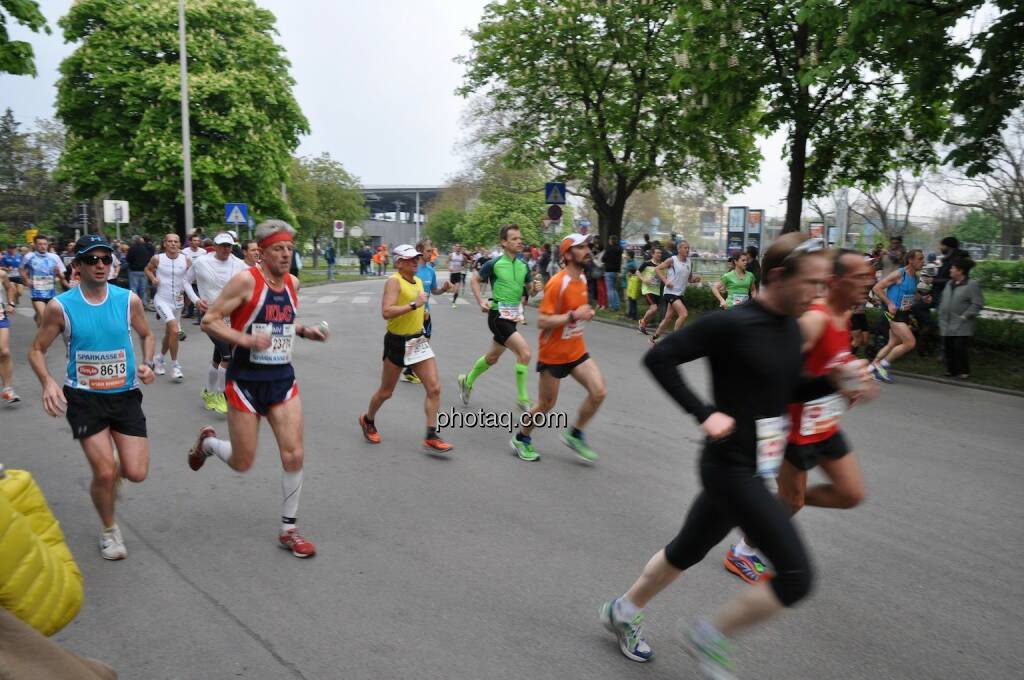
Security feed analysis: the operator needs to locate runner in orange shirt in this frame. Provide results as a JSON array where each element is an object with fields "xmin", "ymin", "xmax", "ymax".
[{"xmin": 509, "ymin": 233, "xmax": 606, "ymax": 462}]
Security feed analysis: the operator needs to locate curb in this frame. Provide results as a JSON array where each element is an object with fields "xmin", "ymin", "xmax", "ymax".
[{"xmin": 527, "ymin": 301, "xmax": 1024, "ymax": 398}]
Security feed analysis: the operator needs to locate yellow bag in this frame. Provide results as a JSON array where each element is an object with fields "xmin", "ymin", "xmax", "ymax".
[{"xmin": 0, "ymin": 469, "xmax": 84, "ymax": 636}]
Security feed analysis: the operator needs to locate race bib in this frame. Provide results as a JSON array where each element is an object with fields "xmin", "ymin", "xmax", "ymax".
[
  {"xmin": 250, "ymin": 323, "xmax": 295, "ymax": 365},
  {"xmin": 76, "ymin": 349, "xmax": 128, "ymax": 390},
  {"xmin": 404, "ymin": 335, "xmax": 434, "ymax": 366},
  {"xmin": 900, "ymin": 294, "xmax": 914, "ymax": 311},
  {"xmin": 32, "ymin": 275, "xmax": 54, "ymax": 293},
  {"xmin": 498, "ymin": 301, "xmax": 524, "ymax": 322},
  {"xmin": 731, "ymin": 293, "xmax": 749, "ymax": 306},
  {"xmin": 174, "ymin": 290, "xmax": 185, "ymax": 308},
  {"xmin": 799, "ymin": 394, "xmax": 846, "ymax": 437},
  {"xmin": 755, "ymin": 416, "xmax": 789, "ymax": 479}
]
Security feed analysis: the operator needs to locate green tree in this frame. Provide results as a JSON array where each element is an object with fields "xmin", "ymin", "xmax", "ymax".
[
  {"xmin": 288, "ymin": 153, "xmax": 367, "ymax": 255},
  {"xmin": 56, "ymin": 0, "xmax": 308, "ymax": 234},
  {"xmin": 0, "ymin": 0, "xmax": 48, "ymax": 76},
  {"xmin": 425, "ymin": 207, "xmax": 464, "ymax": 247},
  {"xmin": 458, "ymin": 0, "xmax": 759, "ymax": 243},
  {"xmin": 0, "ymin": 109, "xmax": 75, "ymax": 233},
  {"xmin": 952, "ymin": 211, "xmax": 1001, "ymax": 244}
]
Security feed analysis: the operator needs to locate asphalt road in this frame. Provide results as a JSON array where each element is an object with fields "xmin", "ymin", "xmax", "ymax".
[{"xmin": 3, "ymin": 276, "xmax": 1022, "ymax": 680}]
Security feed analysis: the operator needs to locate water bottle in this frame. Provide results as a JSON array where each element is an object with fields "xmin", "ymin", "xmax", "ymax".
[{"xmin": 317, "ymin": 320, "xmax": 330, "ymax": 340}]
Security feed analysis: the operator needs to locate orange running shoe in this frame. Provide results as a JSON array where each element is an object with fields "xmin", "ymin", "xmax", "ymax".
[
  {"xmin": 188, "ymin": 426, "xmax": 216, "ymax": 471},
  {"xmin": 359, "ymin": 413, "xmax": 381, "ymax": 444},
  {"xmin": 723, "ymin": 543, "xmax": 773, "ymax": 585},
  {"xmin": 423, "ymin": 435, "xmax": 453, "ymax": 454},
  {"xmin": 279, "ymin": 528, "xmax": 316, "ymax": 558}
]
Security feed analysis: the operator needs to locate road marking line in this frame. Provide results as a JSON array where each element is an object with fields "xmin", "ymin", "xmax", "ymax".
[
  {"xmin": 315, "ymin": 296, "xmax": 338, "ymax": 304},
  {"xmin": 351, "ymin": 296, "xmax": 370, "ymax": 304}
]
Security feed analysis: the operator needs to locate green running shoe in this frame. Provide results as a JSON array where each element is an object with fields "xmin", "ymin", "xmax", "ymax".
[
  {"xmin": 562, "ymin": 430, "xmax": 597, "ymax": 462},
  {"xmin": 684, "ymin": 620, "xmax": 737, "ymax": 680},
  {"xmin": 510, "ymin": 436, "xmax": 539, "ymax": 462},
  {"xmin": 202, "ymin": 389, "xmax": 217, "ymax": 411},
  {"xmin": 600, "ymin": 599, "xmax": 653, "ymax": 662},
  {"xmin": 517, "ymin": 398, "xmax": 531, "ymax": 412},
  {"xmin": 213, "ymin": 392, "xmax": 228, "ymax": 414}
]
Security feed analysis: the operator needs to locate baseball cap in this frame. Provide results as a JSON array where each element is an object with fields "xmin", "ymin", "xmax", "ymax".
[
  {"xmin": 559, "ymin": 233, "xmax": 592, "ymax": 257},
  {"xmin": 75, "ymin": 234, "xmax": 113, "ymax": 256},
  {"xmin": 392, "ymin": 244, "xmax": 421, "ymax": 260},
  {"xmin": 213, "ymin": 232, "xmax": 235, "ymax": 245}
]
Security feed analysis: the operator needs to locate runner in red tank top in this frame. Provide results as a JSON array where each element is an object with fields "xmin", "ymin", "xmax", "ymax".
[{"xmin": 724, "ymin": 249, "xmax": 878, "ymax": 585}]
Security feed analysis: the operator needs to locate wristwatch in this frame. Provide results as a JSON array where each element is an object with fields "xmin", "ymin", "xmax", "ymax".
[{"xmin": 409, "ymin": 300, "xmax": 419, "ymax": 310}]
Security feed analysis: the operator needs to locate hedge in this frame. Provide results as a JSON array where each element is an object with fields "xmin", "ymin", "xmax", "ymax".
[
  {"xmin": 865, "ymin": 308, "xmax": 1024, "ymax": 351},
  {"xmin": 972, "ymin": 260, "xmax": 1024, "ymax": 290}
]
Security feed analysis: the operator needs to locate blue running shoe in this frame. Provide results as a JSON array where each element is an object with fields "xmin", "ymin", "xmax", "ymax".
[{"xmin": 600, "ymin": 599, "xmax": 653, "ymax": 662}]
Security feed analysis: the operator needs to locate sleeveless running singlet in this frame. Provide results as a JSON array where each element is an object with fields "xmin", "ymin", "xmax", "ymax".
[
  {"xmin": 57, "ymin": 285, "xmax": 136, "ymax": 393},
  {"xmin": 227, "ymin": 267, "xmax": 298, "ymax": 382},
  {"xmin": 788, "ymin": 302, "xmax": 851, "ymax": 444},
  {"xmin": 886, "ymin": 267, "xmax": 919, "ymax": 312},
  {"xmin": 387, "ymin": 274, "xmax": 425, "ymax": 336},
  {"xmin": 155, "ymin": 253, "xmax": 189, "ymax": 308}
]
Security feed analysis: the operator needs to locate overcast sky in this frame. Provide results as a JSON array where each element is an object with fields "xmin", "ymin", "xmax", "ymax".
[{"xmin": 3, "ymin": 0, "xmax": 947, "ymax": 221}]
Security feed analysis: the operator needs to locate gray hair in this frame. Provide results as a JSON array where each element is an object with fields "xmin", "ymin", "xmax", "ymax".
[
  {"xmin": 254, "ymin": 219, "xmax": 296, "ymax": 243},
  {"xmin": 132, "ymin": 235, "xmax": 143, "ymax": 244}
]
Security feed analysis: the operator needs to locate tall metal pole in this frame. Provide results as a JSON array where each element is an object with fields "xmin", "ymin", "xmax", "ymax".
[{"xmin": 178, "ymin": 0, "xmax": 194, "ymax": 236}]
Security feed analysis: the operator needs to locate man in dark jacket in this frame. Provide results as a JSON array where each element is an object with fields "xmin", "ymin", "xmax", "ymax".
[
  {"xmin": 933, "ymin": 236, "xmax": 970, "ymax": 303},
  {"xmin": 603, "ymin": 236, "xmax": 623, "ymax": 312},
  {"xmin": 126, "ymin": 236, "xmax": 152, "ymax": 307}
]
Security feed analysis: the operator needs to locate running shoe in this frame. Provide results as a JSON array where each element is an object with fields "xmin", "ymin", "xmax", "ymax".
[
  {"xmin": 1, "ymin": 388, "xmax": 20, "ymax": 405},
  {"xmin": 154, "ymin": 357, "xmax": 166, "ymax": 376},
  {"xmin": 359, "ymin": 414, "xmax": 381, "ymax": 444},
  {"xmin": 683, "ymin": 621, "xmax": 737, "ymax": 680},
  {"xmin": 457, "ymin": 373, "xmax": 471, "ymax": 405},
  {"xmin": 402, "ymin": 370, "xmax": 421, "ymax": 384},
  {"xmin": 509, "ymin": 436, "xmax": 539, "ymax": 462},
  {"xmin": 188, "ymin": 425, "xmax": 216, "ymax": 471},
  {"xmin": 423, "ymin": 435, "xmax": 453, "ymax": 454},
  {"xmin": 279, "ymin": 528, "xmax": 316, "ymax": 558},
  {"xmin": 723, "ymin": 543, "xmax": 771, "ymax": 584},
  {"xmin": 649, "ymin": 334, "xmax": 659, "ymax": 345},
  {"xmin": 517, "ymin": 398, "xmax": 531, "ymax": 413},
  {"xmin": 600, "ymin": 599, "xmax": 653, "ymax": 663},
  {"xmin": 562, "ymin": 430, "xmax": 598, "ymax": 462},
  {"xmin": 172, "ymin": 364, "xmax": 184, "ymax": 383},
  {"xmin": 212, "ymin": 392, "xmax": 228, "ymax": 414},
  {"xmin": 452, "ymin": 303, "xmax": 458, "ymax": 309},
  {"xmin": 871, "ymin": 363, "xmax": 893, "ymax": 383},
  {"xmin": 202, "ymin": 389, "xmax": 217, "ymax": 411},
  {"xmin": 178, "ymin": 329, "xmax": 187, "ymax": 341},
  {"xmin": 637, "ymin": 321, "xmax": 648, "ymax": 335},
  {"xmin": 99, "ymin": 525, "xmax": 127, "ymax": 561}
]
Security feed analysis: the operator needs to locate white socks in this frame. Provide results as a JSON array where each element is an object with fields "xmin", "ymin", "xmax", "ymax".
[
  {"xmin": 281, "ymin": 470, "xmax": 303, "ymax": 532},
  {"xmin": 735, "ymin": 537, "xmax": 758, "ymax": 557},
  {"xmin": 206, "ymin": 366, "xmax": 219, "ymax": 393},
  {"xmin": 217, "ymin": 367, "xmax": 226, "ymax": 393},
  {"xmin": 201, "ymin": 436, "xmax": 232, "ymax": 463},
  {"xmin": 614, "ymin": 595, "xmax": 640, "ymax": 622}
]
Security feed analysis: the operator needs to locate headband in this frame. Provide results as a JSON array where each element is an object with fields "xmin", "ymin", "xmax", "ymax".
[{"xmin": 258, "ymin": 231, "xmax": 294, "ymax": 249}]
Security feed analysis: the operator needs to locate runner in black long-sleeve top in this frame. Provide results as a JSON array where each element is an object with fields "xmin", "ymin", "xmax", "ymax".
[{"xmin": 598, "ymin": 233, "xmax": 872, "ymax": 680}]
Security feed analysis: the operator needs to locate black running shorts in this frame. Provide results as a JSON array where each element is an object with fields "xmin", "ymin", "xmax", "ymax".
[
  {"xmin": 487, "ymin": 309, "xmax": 518, "ymax": 346},
  {"xmin": 64, "ymin": 387, "xmax": 147, "ymax": 440},
  {"xmin": 449, "ymin": 272, "xmax": 463, "ymax": 284},
  {"xmin": 784, "ymin": 430, "xmax": 851, "ymax": 471},
  {"xmin": 536, "ymin": 353, "xmax": 590, "ymax": 379}
]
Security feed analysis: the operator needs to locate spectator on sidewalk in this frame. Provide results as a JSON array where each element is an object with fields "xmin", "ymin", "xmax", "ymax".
[
  {"xmin": 126, "ymin": 235, "xmax": 152, "ymax": 308},
  {"xmin": 933, "ymin": 236, "xmax": 970, "ymax": 303},
  {"xmin": 938, "ymin": 257, "xmax": 984, "ymax": 380},
  {"xmin": 324, "ymin": 243, "xmax": 336, "ymax": 281},
  {"xmin": 603, "ymin": 236, "xmax": 623, "ymax": 312}
]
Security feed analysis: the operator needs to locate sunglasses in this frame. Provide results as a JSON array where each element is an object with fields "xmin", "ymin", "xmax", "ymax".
[{"xmin": 79, "ymin": 254, "xmax": 114, "ymax": 266}]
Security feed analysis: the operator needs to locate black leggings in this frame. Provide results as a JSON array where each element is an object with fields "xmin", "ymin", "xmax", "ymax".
[{"xmin": 664, "ymin": 458, "xmax": 813, "ymax": 607}]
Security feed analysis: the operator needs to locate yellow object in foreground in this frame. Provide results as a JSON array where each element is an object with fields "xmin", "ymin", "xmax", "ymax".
[{"xmin": 0, "ymin": 469, "xmax": 84, "ymax": 636}]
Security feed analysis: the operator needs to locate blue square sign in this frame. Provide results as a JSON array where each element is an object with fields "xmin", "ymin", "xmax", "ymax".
[
  {"xmin": 225, "ymin": 203, "xmax": 249, "ymax": 225},
  {"xmin": 544, "ymin": 182, "xmax": 566, "ymax": 205}
]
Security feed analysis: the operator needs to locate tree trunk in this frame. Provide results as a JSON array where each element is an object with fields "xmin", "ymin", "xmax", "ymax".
[
  {"xmin": 782, "ymin": 124, "xmax": 809, "ymax": 234},
  {"xmin": 594, "ymin": 199, "xmax": 626, "ymax": 245}
]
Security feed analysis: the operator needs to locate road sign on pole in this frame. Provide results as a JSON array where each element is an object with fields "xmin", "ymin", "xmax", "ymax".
[
  {"xmin": 224, "ymin": 203, "xmax": 249, "ymax": 227},
  {"xmin": 333, "ymin": 220, "xmax": 346, "ymax": 238},
  {"xmin": 349, "ymin": 225, "xmax": 364, "ymax": 238},
  {"xmin": 544, "ymin": 182, "xmax": 566, "ymax": 204},
  {"xmin": 546, "ymin": 204, "xmax": 563, "ymax": 221},
  {"xmin": 103, "ymin": 200, "xmax": 130, "ymax": 241}
]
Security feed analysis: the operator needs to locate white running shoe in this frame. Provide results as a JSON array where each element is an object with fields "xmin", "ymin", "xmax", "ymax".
[
  {"xmin": 99, "ymin": 525, "xmax": 127, "ymax": 560},
  {"xmin": 154, "ymin": 357, "xmax": 166, "ymax": 376},
  {"xmin": 172, "ymin": 365, "xmax": 184, "ymax": 382}
]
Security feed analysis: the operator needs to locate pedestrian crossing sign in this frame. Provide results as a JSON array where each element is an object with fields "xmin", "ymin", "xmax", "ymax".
[
  {"xmin": 545, "ymin": 182, "xmax": 566, "ymax": 205},
  {"xmin": 225, "ymin": 203, "xmax": 249, "ymax": 225}
]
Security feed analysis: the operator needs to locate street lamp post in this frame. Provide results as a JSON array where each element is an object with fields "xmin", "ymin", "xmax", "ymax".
[{"xmin": 178, "ymin": 0, "xmax": 194, "ymax": 237}]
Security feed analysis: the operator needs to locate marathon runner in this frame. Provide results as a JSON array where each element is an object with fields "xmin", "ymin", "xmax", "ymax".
[
  {"xmin": 650, "ymin": 240, "xmax": 701, "ymax": 344},
  {"xmin": 0, "ymin": 268, "xmax": 20, "ymax": 404},
  {"xmin": 359, "ymin": 244, "xmax": 453, "ymax": 454},
  {"xmin": 145, "ymin": 233, "xmax": 191, "ymax": 381},
  {"xmin": 724, "ymin": 248, "xmax": 875, "ymax": 585},
  {"xmin": 870, "ymin": 249, "xmax": 924, "ymax": 383},
  {"xmin": 849, "ymin": 285, "xmax": 870, "ymax": 358},
  {"xmin": 402, "ymin": 238, "xmax": 451, "ymax": 384},
  {"xmin": 240, "ymin": 239, "xmax": 260, "ymax": 267},
  {"xmin": 188, "ymin": 220, "xmax": 326, "ymax": 558},
  {"xmin": 509, "ymin": 233, "xmax": 605, "ymax": 462},
  {"xmin": 1, "ymin": 243, "xmax": 23, "ymax": 306},
  {"xmin": 20, "ymin": 234, "xmax": 67, "ymax": 327},
  {"xmin": 184, "ymin": 232, "xmax": 248, "ymax": 413},
  {"xmin": 27, "ymin": 234, "xmax": 156, "ymax": 560},
  {"xmin": 599, "ymin": 234, "xmax": 871, "ymax": 679},
  {"xmin": 181, "ymin": 232, "xmax": 205, "ymax": 320},
  {"xmin": 714, "ymin": 251, "xmax": 756, "ymax": 310},
  {"xmin": 636, "ymin": 247, "xmax": 662, "ymax": 335},
  {"xmin": 448, "ymin": 243, "xmax": 466, "ymax": 308},
  {"xmin": 456, "ymin": 225, "xmax": 540, "ymax": 412}
]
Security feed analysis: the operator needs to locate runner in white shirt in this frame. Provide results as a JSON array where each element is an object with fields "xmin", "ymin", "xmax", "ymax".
[
  {"xmin": 650, "ymin": 240, "xmax": 701, "ymax": 343},
  {"xmin": 145, "ymin": 233, "xmax": 191, "ymax": 381},
  {"xmin": 181, "ymin": 232, "xmax": 206, "ymax": 320},
  {"xmin": 447, "ymin": 243, "xmax": 466, "ymax": 308},
  {"xmin": 185, "ymin": 232, "xmax": 248, "ymax": 413}
]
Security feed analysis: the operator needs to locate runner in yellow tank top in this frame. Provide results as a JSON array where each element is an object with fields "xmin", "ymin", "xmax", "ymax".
[{"xmin": 360, "ymin": 245, "xmax": 453, "ymax": 454}]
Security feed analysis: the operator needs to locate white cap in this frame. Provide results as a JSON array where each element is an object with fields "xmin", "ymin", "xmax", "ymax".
[
  {"xmin": 213, "ymin": 232, "xmax": 235, "ymax": 245},
  {"xmin": 559, "ymin": 233, "xmax": 592, "ymax": 256},
  {"xmin": 392, "ymin": 244, "xmax": 421, "ymax": 260}
]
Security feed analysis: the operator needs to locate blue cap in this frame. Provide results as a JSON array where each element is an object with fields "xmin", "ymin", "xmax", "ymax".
[{"xmin": 75, "ymin": 234, "xmax": 113, "ymax": 256}]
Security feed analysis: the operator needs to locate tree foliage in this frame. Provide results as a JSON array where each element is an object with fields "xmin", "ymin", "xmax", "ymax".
[
  {"xmin": 0, "ymin": 0, "xmax": 48, "ymax": 76},
  {"xmin": 458, "ymin": 0, "xmax": 760, "ymax": 242},
  {"xmin": 288, "ymin": 153, "xmax": 367, "ymax": 247},
  {"xmin": 0, "ymin": 108, "xmax": 75, "ymax": 234},
  {"xmin": 55, "ymin": 0, "xmax": 308, "ymax": 234},
  {"xmin": 951, "ymin": 211, "xmax": 1001, "ymax": 244},
  {"xmin": 425, "ymin": 207, "xmax": 464, "ymax": 247}
]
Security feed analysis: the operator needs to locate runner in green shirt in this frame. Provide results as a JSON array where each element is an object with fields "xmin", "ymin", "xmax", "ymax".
[
  {"xmin": 714, "ymin": 253, "xmax": 756, "ymax": 309},
  {"xmin": 457, "ymin": 224, "xmax": 541, "ymax": 411}
]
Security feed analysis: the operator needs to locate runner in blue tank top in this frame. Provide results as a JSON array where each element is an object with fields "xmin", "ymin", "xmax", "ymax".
[
  {"xmin": 19, "ymin": 233, "xmax": 68, "ymax": 327},
  {"xmin": 189, "ymin": 220, "xmax": 329, "ymax": 558},
  {"xmin": 870, "ymin": 249, "xmax": 925, "ymax": 383},
  {"xmin": 27, "ymin": 234, "xmax": 156, "ymax": 561}
]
